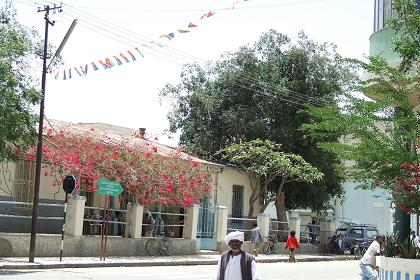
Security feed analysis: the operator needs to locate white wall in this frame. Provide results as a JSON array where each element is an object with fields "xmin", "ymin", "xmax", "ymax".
[
  {"xmin": 214, "ymin": 166, "xmax": 259, "ymax": 217},
  {"xmin": 335, "ymin": 180, "xmax": 393, "ymax": 234}
]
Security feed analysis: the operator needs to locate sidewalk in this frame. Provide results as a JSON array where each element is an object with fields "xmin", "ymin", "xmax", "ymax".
[{"xmin": 0, "ymin": 254, "xmax": 355, "ymax": 270}]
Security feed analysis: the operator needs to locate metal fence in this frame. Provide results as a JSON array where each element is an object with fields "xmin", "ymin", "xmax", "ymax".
[
  {"xmin": 299, "ymin": 224, "xmax": 320, "ymax": 244},
  {"xmin": 83, "ymin": 206, "xmax": 128, "ymax": 236},
  {"xmin": 143, "ymin": 211, "xmax": 187, "ymax": 238},
  {"xmin": 269, "ymin": 219, "xmax": 289, "ymax": 241},
  {"xmin": 227, "ymin": 216, "xmax": 257, "ymax": 241}
]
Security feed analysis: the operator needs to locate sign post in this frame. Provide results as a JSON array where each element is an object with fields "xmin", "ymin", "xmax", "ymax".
[
  {"xmin": 60, "ymin": 175, "xmax": 76, "ymax": 262},
  {"xmin": 98, "ymin": 180, "xmax": 123, "ymax": 261}
]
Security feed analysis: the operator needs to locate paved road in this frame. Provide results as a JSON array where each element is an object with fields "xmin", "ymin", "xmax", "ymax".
[{"xmin": 0, "ymin": 260, "xmax": 361, "ymax": 280}]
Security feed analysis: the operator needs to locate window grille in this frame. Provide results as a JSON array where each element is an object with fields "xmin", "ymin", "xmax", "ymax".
[
  {"xmin": 231, "ymin": 184, "xmax": 244, "ymax": 223},
  {"xmin": 13, "ymin": 160, "xmax": 36, "ymax": 208}
]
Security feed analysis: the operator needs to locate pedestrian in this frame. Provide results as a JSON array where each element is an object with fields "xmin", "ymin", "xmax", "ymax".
[
  {"xmin": 359, "ymin": 234, "xmax": 385, "ymax": 280},
  {"xmin": 251, "ymin": 223, "xmax": 263, "ymax": 257},
  {"xmin": 284, "ymin": 230, "xmax": 301, "ymax": 263},
  {"xmin": 410, "ymin": 230, "xmax": 420, "ymax": 249},
  {"xmin": 329, "ymin": 234, "xmax": 342, "ymax": 254},
  {"xmin": 213, "ymin": 231, "xmax": 262, "ymax": 280},
  {"xmin": 307, "ymin": 219, "xmax": 316, "ymax": 244}
]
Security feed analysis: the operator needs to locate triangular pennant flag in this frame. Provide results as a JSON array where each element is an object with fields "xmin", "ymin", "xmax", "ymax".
[
  {"xmin": 135, "ymin": 47, "xmax": 144, "ymax": 57},
  {"xmin": 68, "ymin": 68, "xmax": 72, "ymax": 79},
  {"xmin": 113, "ymin": 56, "xmax": 123, "ymax": 65},
  {"xmin": 150, "ymin": 41, "xmax": 164, "ymax": 48},
  {"xmin": 120, "ymin": 53, "xmax": 130, "ymax": 63},
  {"xmin": 91, "ymin": 62, "xmax": 99, "ymax": 71},
  {"xmin": 127, "ymin": 50, "xmax": 136, "ymax": 61},
  {"xmin": 63, "ymin": 70, "xmax": 67, "ymax": 80},
  {"xmin": 74, "ymin": 67, "xmax": 82, "ymax": 76},
  {"xmin": 207, "ymin": 11, "xmax": 215, "ymax": 17},
  {"xmin": 99, "ymin": 58, "xmax": 114, "ymax": 69},
  {"xmin": 177, "ymin": 29, "xmax": 190, "ymax": 33},
  {"xmin": 54, "ymin": 71, "xmax": 60, "ymax": 80},
  {"xmin": 80, "ymin": 64, "xmax": 88, "ymax": 75},
  {"xmin": 188, "ymin": 22, "xmax": 198, "ymax": 28}
]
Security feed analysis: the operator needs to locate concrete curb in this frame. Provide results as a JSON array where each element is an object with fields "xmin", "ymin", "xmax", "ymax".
[{"xmin": 0, "ymin": 255, "xmax": 356, "ymax": 270}]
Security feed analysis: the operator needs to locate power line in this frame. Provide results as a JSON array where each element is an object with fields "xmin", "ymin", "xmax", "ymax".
[{"xmin": 20, "ymin": 0, "xmax": 334, "ymax": 107}]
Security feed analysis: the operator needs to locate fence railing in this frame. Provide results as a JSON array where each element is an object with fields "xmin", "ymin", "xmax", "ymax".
[
  {"xmin": 227, "ymin": 216, "xmax": 258, "ymax": 240},
  {"xmin": 142, "ymin": 211, "xmax": 187, "ymax": 238},
  {"xmin": 83, "ymin": 206, "xmax": 128, "ymax": 237},
  {"xmin": 299, "ymin": 224, "xmax": 320, "ymax": 244}
]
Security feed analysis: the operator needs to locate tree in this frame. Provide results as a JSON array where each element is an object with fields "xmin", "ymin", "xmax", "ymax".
[
  {"xmin": 302, "ymin": 0, "xmax": 420, "ymax": 218},
  {"xmin": 0, "ymin": 2, "xmax": 43, "ymax": 162},
  {"xmin": 23, "ymin": 127, "xmax": 214, "ymax": 208},
  {"xmin": 388, "ymin": 0, "xmax": 420, "ymax": 71},
  {"xmin": 216, "ymin": 139, "xmax": 323, "ymax": 225},
  {"xmin": 302, "ymin": 57, "xmax": 420, "ymax": 214},
  {"xmin": 160, "ymin": 30, "xmax": 354, "ymax": 212}
]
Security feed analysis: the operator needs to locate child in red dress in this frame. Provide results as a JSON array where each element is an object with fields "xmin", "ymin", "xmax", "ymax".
[{"xmin": 284, "ymin": 231, "xmax": 301, "ymax": 263}]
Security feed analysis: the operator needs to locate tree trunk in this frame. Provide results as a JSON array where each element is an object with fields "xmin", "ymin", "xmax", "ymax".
[{"xmin": 275, "ymin": 191, "xmax": 288, "ymax": 241}]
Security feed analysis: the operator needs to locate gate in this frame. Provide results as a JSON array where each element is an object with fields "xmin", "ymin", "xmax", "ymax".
[{"xmin": 196, "ymin": 202, "xmax": 217, "ymax": 250}]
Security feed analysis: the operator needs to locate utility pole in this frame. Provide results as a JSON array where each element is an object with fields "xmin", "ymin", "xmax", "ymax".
[{"xmin": 29, "ymin": 4, "xmax": 62, "ymax": 263}]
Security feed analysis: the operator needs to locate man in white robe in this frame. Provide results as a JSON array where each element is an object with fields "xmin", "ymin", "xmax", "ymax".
[{"xmin": 213, "ymin": 231, "xmax": 262, "ymax": 280}]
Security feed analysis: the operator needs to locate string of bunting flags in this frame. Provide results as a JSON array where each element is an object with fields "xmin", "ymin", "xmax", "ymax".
[{"xmin": 54, "ymin": 0, "xmax": 250, "ymax": 80}]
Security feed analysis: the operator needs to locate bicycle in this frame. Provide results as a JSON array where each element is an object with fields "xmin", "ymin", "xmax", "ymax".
[
  {"xmin": 262, "ymin": 235, "xmax": 280, "ymax": 255},
  {"xmin": 145, "ymin": 235, "xmax": 173, "ymax": 256},
  {"xmin": 353, "ymin": 240, "xmax": 369, "ymax": 259}
]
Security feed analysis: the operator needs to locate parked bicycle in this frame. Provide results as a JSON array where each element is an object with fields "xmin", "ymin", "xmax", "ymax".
[
  {"xmin": 145, "ymin": 235, "xmax": 173, "ymax": 256},
  {"xmin": 353, "ymin": 240, "xmax": 369, "ymax": 259},
  {"xmin": 262, "ymin": 235, "xmax": 280, "ymax": 255}
]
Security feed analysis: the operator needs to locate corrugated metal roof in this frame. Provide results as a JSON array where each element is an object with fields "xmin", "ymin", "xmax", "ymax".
[{"xmin": 43, "ymin": 119, "xmax": 222, "ymax": 167}]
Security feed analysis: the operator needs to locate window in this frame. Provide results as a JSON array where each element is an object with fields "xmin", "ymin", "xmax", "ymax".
[
  {"xmin": 231, "ymin": 184, "xmax": 244, "ymax": 223},
  {"xmin": 367, "ymin": 230, "xmax": 378, "ymax": 239},
  {"xmin": 13, "ymin": 160, "xmax": 36, "ymax": 208},
  {"xmin": 349, "ymin": 229, "xmax": 363, "ymax": 238}
]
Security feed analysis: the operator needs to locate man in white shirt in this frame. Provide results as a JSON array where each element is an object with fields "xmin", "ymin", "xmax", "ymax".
[
  {"xmin": 410, "ymin": 230, "xmax": 420, "ymax": 249},
  {"xmin": 359, "ymin": 234, "xmax": 385, "ymax": 280},
  {"xmin": 213, "ymin": 231, "xmax": 262, "ymax": 280}
]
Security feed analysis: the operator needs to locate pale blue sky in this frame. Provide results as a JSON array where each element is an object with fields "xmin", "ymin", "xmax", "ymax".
[{"xmin": 6, "ymin": 0, "xmax": 374, "ymax": 145}]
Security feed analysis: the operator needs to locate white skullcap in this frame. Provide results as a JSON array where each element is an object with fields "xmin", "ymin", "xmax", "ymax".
[{"xmin": 224, "ymin": 231, "xmax": 244, "ymax": 245}]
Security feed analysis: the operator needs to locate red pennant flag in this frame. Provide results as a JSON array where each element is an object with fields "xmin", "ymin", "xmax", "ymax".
[
  {"xmin": 177, "ymin": 29, "xmax": 190, "ymax": 33},
  {"xmin": 188, "ymin": 22, "xmax": 198, "ymax": 28}
]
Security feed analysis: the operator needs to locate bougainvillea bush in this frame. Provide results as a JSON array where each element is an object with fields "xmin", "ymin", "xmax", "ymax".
[
  {"xmin": 393, "ymin": 161, "xmax": 420, "ymax": 215},
  {"xmin": 23, "ymin": 126, "xmax": 214, "ymax": 208}
]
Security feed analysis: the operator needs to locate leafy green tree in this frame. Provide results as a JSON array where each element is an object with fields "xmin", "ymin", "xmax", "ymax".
[
  {"xmin": 216, "ymin": 139, "xmax": 323, "ymax": 224},
  {"xmin": 161, "ymin": 31, "xmax": 354, "ymax": 212},
  {"xmin": 302, "ymin": 0, "xmax": 420, "ymax": 221},
  {"xmin": 388, "ymin": 0, "xmax": 420, "ymax": 71},
  {"xmin": 0, "ymin": 2, "xmax": 42, "ymax": 162}
]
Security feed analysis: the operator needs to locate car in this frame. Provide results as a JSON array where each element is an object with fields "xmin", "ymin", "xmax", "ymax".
[{"xmin": 334, "ymin": 224, "xmax": 378, "ymax": 254}]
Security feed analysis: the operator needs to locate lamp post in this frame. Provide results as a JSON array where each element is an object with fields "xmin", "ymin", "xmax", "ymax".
[{"xmin": 29, "ymin": 5, "xmax": 77, "ymax": 263}]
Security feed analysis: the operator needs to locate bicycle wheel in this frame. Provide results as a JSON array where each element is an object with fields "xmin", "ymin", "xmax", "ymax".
[
  {"xmin": 354, "ymin": 247, "xmax": 363, "ymax": 259},
  {"xmin": 162, "ymin": 239, "xmax": 173, "ymax": 256},
  {"xmin": 263, "ymin": 241, "xmax": 273, "ymax": 255},
  {"xmin": 272, "ymin": 242, "xmax": 280, "ymax": 254},
  {"xmin": 146, "ymin": 239, "xmax": 162, "ymax": 256}
]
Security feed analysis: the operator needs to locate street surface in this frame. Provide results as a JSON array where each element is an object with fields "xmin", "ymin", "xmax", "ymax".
[{"xmin": 0, "ymin": 260, "xmax": 361, "ymax": 280}]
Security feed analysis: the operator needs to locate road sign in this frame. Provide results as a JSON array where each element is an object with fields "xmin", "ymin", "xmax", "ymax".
[
  {"xmin": 98, "ymin": 180, "xmax": 123, "ymax": 196},
  {"xmin": 62, "ymin": 175, "xmax": 76, "ymax": 194}
]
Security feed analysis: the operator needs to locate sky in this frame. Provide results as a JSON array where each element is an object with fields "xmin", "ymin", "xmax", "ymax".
[{"xmin": 6, "ymin": 0, "xmax": 374, "ymax": 145}]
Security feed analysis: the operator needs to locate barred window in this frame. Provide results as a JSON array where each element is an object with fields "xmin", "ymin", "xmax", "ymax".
[
  {"xmin": 231, "ymin": 184, "xmax": 244, "ymax": 222},
  {"xmin": 13, "ymin": 160, "xmax": 36, "ymax": 208}
]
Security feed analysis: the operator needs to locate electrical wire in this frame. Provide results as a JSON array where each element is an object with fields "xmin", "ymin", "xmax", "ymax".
[{"xmin": 19, "ymin": 0, "xmax": 334, "ymax": 107}]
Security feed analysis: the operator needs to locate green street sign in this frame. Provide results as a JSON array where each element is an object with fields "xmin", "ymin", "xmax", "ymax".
[{"xmin": 98, "ymin": 180, "xmax": 123, "ymax": 196}]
